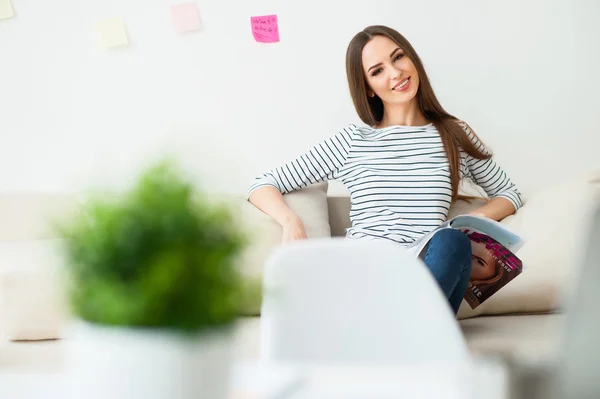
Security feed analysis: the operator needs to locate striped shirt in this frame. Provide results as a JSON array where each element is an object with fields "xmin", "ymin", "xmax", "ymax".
[{"xmin": 247, "ymin": 121, "xmax": 523, "ymax": 246}]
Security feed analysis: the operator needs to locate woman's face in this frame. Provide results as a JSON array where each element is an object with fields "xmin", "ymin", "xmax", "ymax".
[
  {"xmin": 470, "ymin": 241, "xmax": 497, "ymax": 280},
  {"xmin": 361, "ymin": 35, "xmax": 420, "ymax": 106}
]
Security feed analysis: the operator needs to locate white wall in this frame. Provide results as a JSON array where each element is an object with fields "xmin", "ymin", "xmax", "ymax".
[{"xmin": 1, "ymin": 0, "xmax": 599, "ymax": 197}]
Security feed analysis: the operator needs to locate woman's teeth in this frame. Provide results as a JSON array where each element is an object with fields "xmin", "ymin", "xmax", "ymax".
[{"xmin": 395, "ymin": 79, "xmax": 409, "ymax": 90}]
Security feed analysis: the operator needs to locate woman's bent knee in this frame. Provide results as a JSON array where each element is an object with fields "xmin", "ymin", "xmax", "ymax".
[
  {"xmin": 431, "ymin": 229, "xmax": 470, "ymax": 249},
  {"xmin": 430, "ymin": 229, "xmax": 472, "ymax": 271}
]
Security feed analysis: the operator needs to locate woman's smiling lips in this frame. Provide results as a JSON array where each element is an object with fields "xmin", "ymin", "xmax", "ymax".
[{"xmin": 392, "ymin": 77, "xmax": 411, "ymax": 92}]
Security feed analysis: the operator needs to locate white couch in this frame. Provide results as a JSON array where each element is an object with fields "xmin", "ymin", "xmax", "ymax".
[
  {"xmin": 1, "ymin": 173, "xmax": 599, "ymax": 366},
  {"xmin": 235, "ymin": 174, "xmax": 600, "ymax": 360}
]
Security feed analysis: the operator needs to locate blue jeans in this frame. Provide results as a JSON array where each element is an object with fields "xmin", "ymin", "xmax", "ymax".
[{"xmin": 423, "ymin": 229, "xmax": 472, "ymax": 314}]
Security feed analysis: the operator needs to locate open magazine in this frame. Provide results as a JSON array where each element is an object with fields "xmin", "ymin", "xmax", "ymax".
[{"xmin": 407, "ymin": 215, "xmax": 525, "ymax": 309}]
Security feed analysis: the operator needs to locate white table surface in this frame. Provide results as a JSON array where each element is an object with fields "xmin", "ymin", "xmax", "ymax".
[{"xmin": 0, "ymin": 358, "xmax": 508, "ymax": 399}]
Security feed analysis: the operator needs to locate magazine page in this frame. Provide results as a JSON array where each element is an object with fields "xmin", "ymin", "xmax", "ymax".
[
  {"xmin": 460, "ymin": 228, "xmax": 524, "ymax": 309},
  {"xmin": 448, "ymin": 215, "xmax": 525, "ymax": 252}
]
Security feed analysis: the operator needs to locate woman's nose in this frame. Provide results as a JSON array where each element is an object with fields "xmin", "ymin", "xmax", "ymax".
[{"xmin": 389, "ymin": 66, "xmax": 402, "ymax": 80}]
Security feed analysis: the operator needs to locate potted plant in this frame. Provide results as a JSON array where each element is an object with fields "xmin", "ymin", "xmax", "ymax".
[{"xmin": 57, "ymin": 160, "xmax": 249, "ymax": 399}]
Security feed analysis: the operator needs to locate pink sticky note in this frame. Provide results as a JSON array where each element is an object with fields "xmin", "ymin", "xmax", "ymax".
[
  {"xmin": 170, "ymin": 2, "xmax": 202, "ymax": 34},
  {"xmin": 250, "ymin": 14, "xmax": 279, "ymax": 43}
]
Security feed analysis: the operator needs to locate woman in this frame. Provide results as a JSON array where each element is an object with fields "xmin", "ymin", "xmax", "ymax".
[{"xmin": 247, "ymin": 25, "xmax": 523, "ymax": 314}]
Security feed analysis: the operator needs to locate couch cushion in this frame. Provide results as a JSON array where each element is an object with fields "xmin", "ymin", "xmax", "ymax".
[
  {"xmin": 0, "ymin": 194, "xmax": 80, "ymax": 241},
  {"xmin": 460, "ymin": 313, "xmax": 563, "ymax": 360},
  {"xmin": 233, "ymin": 182, "xmax": 332, "ymax": 314},
  {"xmin": 0, "ymin": 239, "xmax": 67, "ymax": 341},
  {"xmin": 457, "ymin": 175, "xmax": 600, "ymax": 319}
]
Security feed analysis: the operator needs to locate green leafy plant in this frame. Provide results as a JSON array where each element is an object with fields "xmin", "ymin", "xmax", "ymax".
[{"xmin": 57, "ymin": 160, "xmax": 249, "ymax": 332}]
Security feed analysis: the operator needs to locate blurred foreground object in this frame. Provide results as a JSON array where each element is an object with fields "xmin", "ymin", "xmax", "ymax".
[
  {"xmin": 507, "ymin": 186, "xmax": 600, "ymax": 399},
  {"xmin": 554, "ymin": 191, "xmax": 600, "ymax": 399},
  {"xmin": 56, "ymin": 159, "xmax": 251, "ymax": 399},
  {"xmin": 260, "ymin": 238, "xmax": 470, "ymax": 365}
]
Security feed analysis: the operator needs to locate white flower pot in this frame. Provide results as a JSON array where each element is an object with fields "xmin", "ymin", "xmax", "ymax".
[{"xmin": 65, "ymin": 321, "xmax": 234, "ymax": 399}]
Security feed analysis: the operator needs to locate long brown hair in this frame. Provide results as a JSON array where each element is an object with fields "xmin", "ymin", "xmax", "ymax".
[
  {"xmin": 345, "ymin": 25, "xmax": 491, "ymax": 201},
  {"xmin": 471, "ymin": 261, "xmax": 505, "ymax": 287}
]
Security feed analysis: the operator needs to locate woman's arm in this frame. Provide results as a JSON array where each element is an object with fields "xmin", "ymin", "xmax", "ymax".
[
  {"xmin": 249, "ymin": 186, "xmax": 308, "ymax": 242},
  {"xmin": 247, "ymin": 125, "xmax": 357, "ymax": 240},
  {"xmin": 246, "ymin": 125, "xmax": 357, "ymax": 199},
  {"xmin": 468, "ymin": 197, "xmax": 516, "ymax": 221},
  {"xmin": 459, "ymin": 121, "xmax": 523, "ymax": 221}
]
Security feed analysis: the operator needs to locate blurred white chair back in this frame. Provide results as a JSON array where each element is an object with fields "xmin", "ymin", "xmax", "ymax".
[
  {"xmin": 260, "ymin": 238, "xmax": 470, "ymax": 365},
  {"xmin": 554, "ymin": 197, "xmax": 600, "ymax": 399}
]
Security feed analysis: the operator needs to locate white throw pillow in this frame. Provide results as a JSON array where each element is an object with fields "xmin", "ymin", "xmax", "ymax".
[
  {"xmin": 233, "ymin": 182, "xmax": 331, "ymax": 314},
  {"xmin": 0, "ymin": 239, "xmax": 67, "ymax": 341},
  {"xmin": 457, "ymin": 175, "xmax": 600, "ymax": 319}
]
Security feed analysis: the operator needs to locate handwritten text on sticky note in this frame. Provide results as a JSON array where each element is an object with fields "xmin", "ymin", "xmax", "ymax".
[{"xmin": 250, "ymin": 15, "xmax": 279, "ymax": 43}]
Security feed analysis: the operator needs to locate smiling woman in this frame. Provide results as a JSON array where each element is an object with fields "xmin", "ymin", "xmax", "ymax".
[
  {"xmin": 363, "ymin": 42, "xmax": 422, "ymax": 121},
  {"xmin": 344, "ymin": 25, "xmax": 497, "ymax": 203},
  {"xmin": 247, "ymin": 25, "xmax": 523, "ymax": 315}
]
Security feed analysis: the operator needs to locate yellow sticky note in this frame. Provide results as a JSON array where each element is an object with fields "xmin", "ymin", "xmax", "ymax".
[
  {"xmin": 0, "ymin": 0, "xmax": 15, "ymax": 20},
  {"xmin": 95, "ymin": 18, "xmax": 129, "ymax": 49}
]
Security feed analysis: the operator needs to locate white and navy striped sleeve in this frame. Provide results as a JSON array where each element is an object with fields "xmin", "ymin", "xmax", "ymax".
[
  {"xmin": 247, "ymin": 125, "xmax": 357, "ymax": 199},
  {"xmin": 458, "ymin": 121, "xmax": 524, "ymax": 211}
]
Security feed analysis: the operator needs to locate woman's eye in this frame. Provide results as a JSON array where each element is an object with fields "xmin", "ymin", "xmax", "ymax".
[
  {"xmin": 372, "ymin": 68, "xmax": 383, "ymax": 76},
  {"xmin": 473, "ymin": 256, "xmax": 485, "ymax": 267},
  {"xmin": 394, "ymin": 54, "xmax": 404, "ymax": 62}
]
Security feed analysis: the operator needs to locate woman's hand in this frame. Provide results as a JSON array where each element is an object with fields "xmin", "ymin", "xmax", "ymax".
[
  {"xmin": 282, "ymin": 216, "xmax": 308, "ymax": 243},
  {"xmin": 468, "ymin": 211, "xmax": 487, "ymax": 218},
  {"xmin": 467, "ymin": 197, "xmax": 516, "ymax": 222}
]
